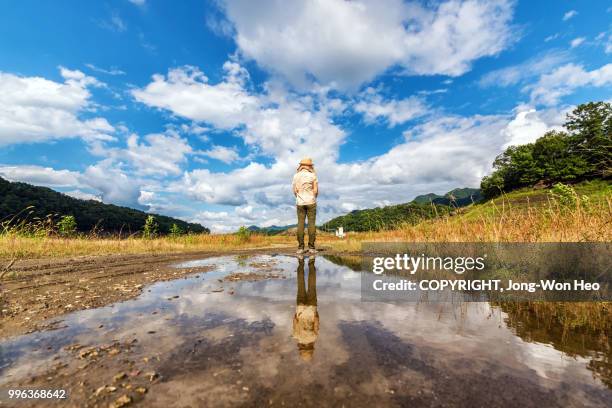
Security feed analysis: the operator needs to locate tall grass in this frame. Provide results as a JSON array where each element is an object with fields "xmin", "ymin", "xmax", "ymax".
[{"xmin": 325, "ymin": 187, "xmax": 612, "ymax": 252}]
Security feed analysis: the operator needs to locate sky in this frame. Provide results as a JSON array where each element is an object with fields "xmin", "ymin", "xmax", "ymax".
[{"xmin": 0, "ymin": 0, "xmax": 611, "ymax": 232}]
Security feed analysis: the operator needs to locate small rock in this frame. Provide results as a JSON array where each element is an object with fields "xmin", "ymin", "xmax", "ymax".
[
  {"xmin": 135, "ymin": 387, "xmax": 147, "ymax": 394},
  {"xmin": 113, "ymin": 372, "xmax": 127, "ymax": 382},
  {"xmin": 112, "ymin": 394, "xmax": 132, "ymax": 408}
]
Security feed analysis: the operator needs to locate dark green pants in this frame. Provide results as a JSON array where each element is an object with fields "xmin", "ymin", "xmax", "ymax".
[
  {"xmin": 296, "ymin": 257, "xmax": 317, "ymax": 306},
  {"xmin": 297, "ymin": 203, "xmax": 316, "ymax": 249}
]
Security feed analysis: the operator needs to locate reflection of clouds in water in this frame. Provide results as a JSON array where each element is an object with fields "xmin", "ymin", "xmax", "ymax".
[
  {"xmin": 1, "ymin": 255, "xmax": 609, "ymax": 399},
  {"xmin": 515, "ymin": 336, "xmax": 595, "ymax": 385}
]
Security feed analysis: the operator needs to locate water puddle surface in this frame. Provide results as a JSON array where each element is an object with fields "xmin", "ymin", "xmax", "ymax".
[{"xmin": 1, "ymin": 255, "xmax": 610, "ymax": 407}]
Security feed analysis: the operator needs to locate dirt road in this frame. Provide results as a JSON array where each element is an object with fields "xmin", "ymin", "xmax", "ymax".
[{"xmin": 0, "ymin": 249, "xmax": 293, "ymax": 339}]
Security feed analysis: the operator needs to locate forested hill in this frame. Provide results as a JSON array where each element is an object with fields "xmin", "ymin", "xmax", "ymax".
[
  {"xmin": 412, "ymin": 188, "xmax": 482, "ymax": 206},
  {"xmin": 0, "ymin": 177, "xmax": 209, "ymax": 234},
  {"xmin": 322, "ymin": 187, "xmax": 480, "ymax": 232}
]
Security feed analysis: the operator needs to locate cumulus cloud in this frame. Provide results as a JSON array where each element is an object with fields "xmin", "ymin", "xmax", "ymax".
[
  {"xmin": 199, "ymin": 145, "xmax": 241, "ymax": 164},
  {"xmin": 220, "ymin": 0, "xmax": 516, "ymax": 89},
  {"xmin": 0, "ymin": 165, "xmax": 83, "ymax": 188},
  {"xmin": 0, "ymin": 67, "xmax": 115, "ymax": 146},
  {"xmin": 528, "ymin": 63, "xmax": 612, "ymax": 106},
  {"xmin": 81, "ymin": 161, "xmax": 142, "ymax": 206},
  {"xmin": 354, "ymin": 89, "xmax": 428, "ymax": 126},
  {"xmin": 132, "ymin": 63, "xmax": 258, "ymax": 129},
  {"xmin": 122, "ymin": 133, "xmax": 192, "ymax": 176},
  {"xmin": 501, "ymin": 105, "xmax": 566, "ymax": 147},
  {"xmin": 0, "ymin": 162, "xmax": 142, "ymax": 207},
  {"xmin": 133, "ymin": 62, "xmax": 347, "ymax": 167}
]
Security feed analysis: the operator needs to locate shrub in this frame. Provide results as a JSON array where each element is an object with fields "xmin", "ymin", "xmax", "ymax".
[
  {"xmin": 236, "ymin": 226, "xmax": 251, "ymax": 242},
  {"xmin": 57, "ymin": 215, "xmax": 77, "ymax": 236},
  {"xmin": 549, "ymin": 183, "xmax": 578, "ymax": 207},
  {"xmin": 169, "ymin": 223, "xmax": 183, "ymax": 237},
  {"xmin": 143, "ymin": 215, "xmax": 158, "ymax": 239}
]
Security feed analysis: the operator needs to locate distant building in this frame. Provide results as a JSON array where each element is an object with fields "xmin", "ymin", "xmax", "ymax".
[{"xmin": 335, "ymin": 226, "xmax": 345, "ymax": 239}]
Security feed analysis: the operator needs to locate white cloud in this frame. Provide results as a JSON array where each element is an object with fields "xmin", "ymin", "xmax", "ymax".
[
  {"xmin": 544, "ymin": 33, "xmax": 560, "ymax": 42},
  {"xmin": 479, "ymin": 51, "xmax": 569, "ymax": 87},
  {"xmin": 199, "ymin": 145, "xmax": 241, "ymax": 164},
  {"xmin": 563, "ymin": 10, "xmax": 578, "ymax": 21},
  {"xmin": 0, "ymin": 165, "xmax": 83, "ymax": 188},
  {"xmin": 570, "ymin": 37, "xmax": 585, "ymax": 48},
  {"xmin": 65, "ymin": 190, "xmax": 102, "ymax": 201},
  {"xmin": 0, "ymin": 68, "xmax": 115, "ymax": 146},
  {"xmin": 595, "ymin": 32, "xmax": 612, "ymax": 54},
  {"xmin": 528, "ymin": 63, "xmax": 612, "ymax": 105},
  {"xmin": 98, "ymin": 12, "xmax": 127, "ymax": 32},
  {"xmin": 122, "ymin": 133, "xmax": 192, "ymax": 176},
  {"xmin": 138, "ymin": 190, "xmax": 155, "ymax": 205},
  {"xmin": 82, "ymin": 161, "xmax": 142, "ymax": 206},
  {"xmin": 85, "ymin": 63, "xmax": 126, "ymax": 76},
  {"xmin": 354, "ymin": 89, "xmax": 428, "ymax": 126},
  {"xmin": 133, "ymin": 62, "xmax": 347, "ymax": 167},
  {"xmin": 220, "ymin": 0, "xmax": 516, "ymax": 89},
  {"xmin": 0, "ymin": 162, "xmax": 140, "ymax": 207},
  {"xmin": 132, "ymin": 63, "xmax": 258, "ymax": 128},
  {"xmin": 129, "ymin": 0, "xmax": 146, "ymax": 6},
  {"xmin": 501, "ymin": 105, "xmax": 566, "ymax": 147}
]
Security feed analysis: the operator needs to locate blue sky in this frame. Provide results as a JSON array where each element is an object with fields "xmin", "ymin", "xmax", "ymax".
[{"xmin": 0, "ymin": 0, "xmax": 611, "ymax": 232}]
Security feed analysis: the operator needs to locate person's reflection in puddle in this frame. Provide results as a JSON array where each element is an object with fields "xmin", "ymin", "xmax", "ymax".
[{"xmin": 292, "ymin": 255, "xmax": 319, "ymax": 362}]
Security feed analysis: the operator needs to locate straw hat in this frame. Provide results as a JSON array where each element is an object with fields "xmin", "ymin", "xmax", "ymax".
[{"xmin": 299, "ymin": 157, "xmax": 313, "ymax": 166}]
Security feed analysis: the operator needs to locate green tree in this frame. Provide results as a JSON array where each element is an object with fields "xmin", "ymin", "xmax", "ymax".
[
  {"xmin": 57, "ymin": 215, "xmax": 77, "ymax": 236},
  {"xmin": 493, "ymin": 144, "xmax": 540, "ymax": 190},
  {"xmin": 169, "ymin": 223, "xmax": 183, "ymax": 237},
  {"xmin": 480, "ymin": 172, "xmax": 505, "ymax": 199},
  {"xmin": 564, "ymin": 101, "xmax": 612, "ymax": 177},
  {"xmin": 143, "ymin": 215, "xmax": 158, "ymax": 239},
  {"xmin": 532, "ymin": 131, "xmax": 589, "ymax": 182}
]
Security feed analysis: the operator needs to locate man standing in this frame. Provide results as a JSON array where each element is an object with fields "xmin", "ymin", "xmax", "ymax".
[{"xmin": 292, "ymin": 157, "xmax": 318, "ymax": 254}]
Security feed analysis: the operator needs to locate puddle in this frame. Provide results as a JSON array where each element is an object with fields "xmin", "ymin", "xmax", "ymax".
[{"xmin": 0, "ymin": 255, "xmax": 610, "ymax": 407}]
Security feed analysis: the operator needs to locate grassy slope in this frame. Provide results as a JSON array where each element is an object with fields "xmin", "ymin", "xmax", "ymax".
[
  {"xmin": 325, "ymin": 180, "xmax": 612, "ymax": 252},
  {"xmin": 0, "ymin": 180, "xmax": 610, "ymax": 260}
]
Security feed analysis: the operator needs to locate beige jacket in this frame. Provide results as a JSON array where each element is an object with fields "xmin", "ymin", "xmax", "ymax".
[{"xmin": 292, "ymin": 169, "xmax": 318, "ymax": 206}]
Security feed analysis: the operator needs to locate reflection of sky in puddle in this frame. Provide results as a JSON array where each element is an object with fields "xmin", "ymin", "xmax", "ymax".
[{"xmin": 0, "ymin": 255, "xmax": 610, "ymax": 406}]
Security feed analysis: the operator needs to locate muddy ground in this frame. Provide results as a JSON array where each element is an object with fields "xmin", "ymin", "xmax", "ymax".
[{"xmin": 0, "ymin": 248, "xmax": 302, "ymax": 339}]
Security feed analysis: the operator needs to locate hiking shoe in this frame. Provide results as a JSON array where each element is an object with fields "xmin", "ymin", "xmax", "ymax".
[
  {"xmin": 296, "ymin": 248, "xmax": 306, "ymax": 255},
  {"xmin": 308, "ymin": 248, "xmax": 317, "ymax": 254}
]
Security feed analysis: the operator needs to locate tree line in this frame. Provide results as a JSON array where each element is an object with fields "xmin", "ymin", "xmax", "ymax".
[
  {"xmin": 481, "ymin": 102, "xmax": 611, "ymax": 199},
  {"xmin": 322, "ymin": 202, "xmax": 453, "ymax": 232}
]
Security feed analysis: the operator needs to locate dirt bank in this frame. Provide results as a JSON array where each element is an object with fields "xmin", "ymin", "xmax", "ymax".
[{"xmin": 0, "ymin": 248, "xmax": 300, "ymax": 339}]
